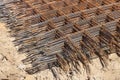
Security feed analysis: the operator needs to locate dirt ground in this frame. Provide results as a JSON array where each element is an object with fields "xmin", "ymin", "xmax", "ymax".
[{"xmin": 0, "ymin": 22, "xmax": 120, "ymax": 80}]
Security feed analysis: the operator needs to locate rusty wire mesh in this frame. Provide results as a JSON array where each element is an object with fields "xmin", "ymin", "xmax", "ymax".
[{"xmin": 1, "ymin": 0, "xmax": 120, "ymax": 75}]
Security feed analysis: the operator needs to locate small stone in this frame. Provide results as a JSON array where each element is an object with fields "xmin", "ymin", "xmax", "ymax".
[
  {"xmin": 25, "ymin": 75, "xmax": 36, "ymax": 80},
  {"xmin": 18, "ymin": 64, "xmax": 26, "ymax": 70}
]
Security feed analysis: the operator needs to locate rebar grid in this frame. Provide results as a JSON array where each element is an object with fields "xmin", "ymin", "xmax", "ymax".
[{"xmin": 1, "ymin": 0, "xmax": 120, "ymax": 75}]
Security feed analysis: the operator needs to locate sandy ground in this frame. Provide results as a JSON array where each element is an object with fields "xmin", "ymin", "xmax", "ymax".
[
  {"xmin": 0, "ymin": 22, "xmax": 120, "ymax": 80},
  {"xmin": 0, "ymin": 22, "xmax": 35, "ymax": 80}
]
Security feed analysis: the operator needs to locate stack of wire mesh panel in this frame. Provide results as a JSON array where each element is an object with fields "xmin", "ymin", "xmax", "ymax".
[{"xmin": 1, "ymin": 0, "xmax": 120, "ymax": 76}]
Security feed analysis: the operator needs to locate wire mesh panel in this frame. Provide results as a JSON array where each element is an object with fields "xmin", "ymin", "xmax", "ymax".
[{"xmin": 1, "ymin": 0, "xmax": 120, "ymax": 76}]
